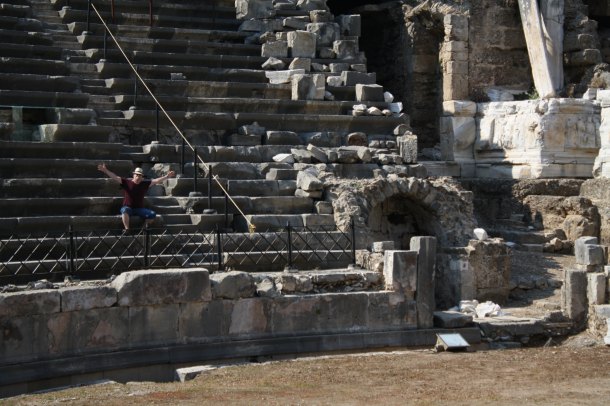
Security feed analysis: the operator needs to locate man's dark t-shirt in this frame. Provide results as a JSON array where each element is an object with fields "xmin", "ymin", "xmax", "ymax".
[{"xmin": 120, "ymin": 178, "xmax": 151, "ymax": 208}]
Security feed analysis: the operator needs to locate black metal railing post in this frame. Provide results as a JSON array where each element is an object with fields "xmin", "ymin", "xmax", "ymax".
[
  {"xmin": 68, "ymin": 225, "xmax": 76, "ymax": 275},
  {"xmin": 155, "ymin": 104, "xmax": 159, "ymax": 142},
  {"xmin": 144, "ymin": 223, "xmax": 151, "ymax": 268},
  {"xmin": 286, "ymin": 222, "xmax": 294, "ymax": 271},
  {"xmin": 350, "ymin": 216, "xmax": 357, "ymax": 267},
  {"xmin": 86, "ymin": 0, "xmax": 91, "ymax": 32},
  {"xmin": 180, "ymin": 138, "xmax": 186, "ymax": 175},
  {"xmin": 193, "ymin": 148, "xmax": 198, "ymax": 193},
  {"xmin": 133, "ymin": 66, "xmax": 138, "ymax": 108},
  {"xmin": 149, "ymin": 0, "xmax": 153, "ymax": 27},
  {"xmin": 224, "ymin": 192, "xmax": 229, "ymax": 228},
  {"xmin": 216, "ymin": 227, "xmax": 223, "ymax": 271},
  {"xmin": 103, "ymin": 29, "xmax": 107, "ymax": 59}
]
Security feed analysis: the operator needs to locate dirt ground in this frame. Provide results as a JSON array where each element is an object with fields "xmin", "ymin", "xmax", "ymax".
[{"xmin": 5, "ymin": 343, "xmax": 610, "ymax": 405}]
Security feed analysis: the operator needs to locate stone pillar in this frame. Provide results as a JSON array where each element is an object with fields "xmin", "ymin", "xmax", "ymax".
[
  {"xmin": 410, "ymin": 237, "xmax": 437, "ymax": 329},
  {"xmin": 517, "ymin": 0, "xmax": 564, "ymax": 98},
  {"xmin": 383, "ymin": 250, "xmax": 417, "ymax": 300},
  {"xmin": 441, "ymin": 14, "xmax": 468, "ymax": 101},
  {"xmin": 440, "ymin": 100, "xmax": 476, "ymax": 173},
  {"xmin": 562, "ymin": 268, "xmax": 588, "ymax": 328},
  {"xmin": 593, "ymin": 90, "xmax": 610, "ymax": 178}
]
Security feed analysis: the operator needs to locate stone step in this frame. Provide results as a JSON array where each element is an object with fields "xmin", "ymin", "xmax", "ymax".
[
  {"xmin": 164, "ymin": 177, "xmax": 297, "ymax": 197},
  {"xmin": 0, "ymin": 42, "xmax": 65, "ymax": 60},
  {"xmin": 104, "ymin": 78, "xmax": 290, "ymax": 99},
  {"xmin": 118, "ymin": 110, "xmax": 408, "ymax": 134},
  {"xmin": 85, "ymin": 48, "xmax": 267, "ymax": 69},
  {"xmin": 96, "ymin": 61, "xmax": 267, "ymax": 82},
  {"xmin": 0, "ymin": 27, "xmax": 53, "ymax": 45},
  {"xmin": 53, "ymin": 0, "xmax": 236, "ymax": 19},
  {"xmin": 0, "ymin": 73, "xmax": 79, "ymax": 92},
  {"xmin": 0, "ymin": 15, "xmax": 45, "ymax": 32},
  {"xmin": 143, "ymin": 143, "xmax": 295, "ymax": 164},
  {"xmin": 0, "ymin": 57, "xmax": 68, "ymax": 75},
  {"xmin": 111, "ymin": 96, "xmax": 391, "ymax": 115},
  {"xmin": 487, "ymin": 228, "xmax": 548, "ymax": 245},
  {"xmin": 234, "ymin": 214, "xmax": 336, "ymax": 232},
  {"xmin": 77, "ymin": 32, "xmax": 261, "ymax": 56},
  {"xmin": 0, "ymin": 157, "xmax": 133, "ymax": 178},
  {"xmin": 0, "ymin": 178, "xmax": 125, "ymax": 198},
  {"xmin": 0, "ymin": 140, "xmax": 122, "ymax": 159},
  {"xmin": 0, "ymin": 3, "xmax": 32, "ymax": 18},
  {"xmin": 38, "ymin": 123, "xmax": 115, "ymax": 142},
  {"xmin": 59, "ymin": 8, "xmax": 241, "ymax": 31},
  {"xmin": 223, "ymin": 250, "xmax": 352, "ymax": 272},
  {"xmin": 0, "ymin": 89, "xmax": 89, "ymax": 108},
  {"xmin": 67, "ymin": 21, "xmax": 250, "ymax": 42}
]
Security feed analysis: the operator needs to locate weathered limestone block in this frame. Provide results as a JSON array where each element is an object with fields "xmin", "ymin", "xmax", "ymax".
[
  {"xmin": 341, "ymin": 71, "xmax": 376, "ymax": 86},
  {"xmin": 333, "ymin": 40, "xmax": 358, "ymax": 59},
  {"xmin": 307, "ymin": 143, "xmax": 328, "ymax": 163},
  {"xmin": 411, "ymin": 236, "xmax": 437, "ymax": 329},
  {"xmin": 297, "ymin": 169, "xmax": 323, "ymax": 191},
  {"xmin": 575, "ymin": 236, "xmax": 602, "ymax": 265},
  {"xmin": 262, "ymin": 40, "xmax": 288, "ymax": 58},
  {"xmin": 229, "ymin": 298, "xmax": 268, "ymax": 336},
  {"xmin": 289, "ymin": 57, "xmax": 311, "ymax": 71},
  {"xmin": 397, "ymin": 132, "xmax": 418, "ymax": 164},
  {"xmin": 355, "ymin": 84, "xmax": 384, "ymax": 102},
  {"xmin": 588, "ymin": 273, "xmax": 607, "ymax": 305},
  {"xmin": 61, "ymin": 286, "xmax": 117, "ymax": 312},
  {"xmin": 476, "ymin": 99, "xmax": 600, "ymax": 178},
  {"xmin": 440, "ymin": 100, "xmax": 476, "ymax": 161},
  {"xmin": 465, "ymin": 238, "xmax": 511, "ymax": 304},
  {"xmin": 383, "ymin": 250, "xmax": 418, "ymax": 299},
  {"xmin": 239, "ymin": 19, "xmax": 283, "ymax": 33},
  {"xmin": 337, "ymin": 14, "xmax": 361, "ymax": 37},
  {"xmin": 310, "ymin": 9, "xmax": 332, "ymax": 23},
  {"xmin": 129, "ymin": 304, "xmax": 180, "ymax": 345},
  {"xmin": 307, "ymin": 22, "xmax": 340, "ymax": 46},
  {"xmin": 288, "ymin": 30, "xmax": 316, "ymax": 58},
  {"xmin": 0, "ymin": 290, "xmax": 60, "ymax": 317},
  {"xmin": 444, "ymin": 14, "xmax": 468, "ymax": 42},
  {"xmin": 111, "ymin": 269, "xmax": 211, "ymax": 306},
  {"xmin": 283, "ymin": 16, "xmax": 310, "ymax": 30},
  {"xmin": 236, "ymin": 0, "xmax": 274, "ymax": 19},
  {"xmin": 265, "ymin": 130, "xmax": 300, "ymax": 145},
  {"xmin": 266, "ymin": 68, "xmax": 306, "ymax": 84},
  {"xmin": 291, "ymin": 73, "xmax": 325, "ymax": 100},
  {"xmin": 262, "ymin": 56, "xmax": 285, "ymax": 70},
  {"xmin": 298, "ymin": 0, "xmax": 330, "ymax": 12},
  {"xmin": 563, "ymin": 268, "xmax": 588, "ymax": 326},
  {"xmin": 211, "ymin": 271, "xmax": 256, "ymax": 299}
]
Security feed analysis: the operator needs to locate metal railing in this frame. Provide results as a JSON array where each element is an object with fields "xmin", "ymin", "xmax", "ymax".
[{"xmin": 0, "ymin": 220, "xmax": 356, "ymax": 285}]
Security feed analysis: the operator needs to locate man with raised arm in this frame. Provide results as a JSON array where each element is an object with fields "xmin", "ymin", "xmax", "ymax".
[{"xmin": 97, "ymin": 163, "xmax": 176, "ymax": 232}]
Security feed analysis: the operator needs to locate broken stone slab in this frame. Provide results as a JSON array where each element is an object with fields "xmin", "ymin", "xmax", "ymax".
[
  {"xmin": 326, "ymin": 75, "xmax": 343, "ymax": 87},
  {"xmin": 283, "ymin": 16, "xmax": 310, "ymax": 30},
  {"xmin": 367, "ymin": 106, "xmax": 383, "ymax": 116},
  {"xmin": 238, "ymin": 122, "xmax": 266, "ymax": 136},
  {"xmin": 306, "ymin": 22, "xmax": 340, "ymax": 46},
  {"xmin": 291, "ymin": 73, "xmax": 325, "ymax": 100},
  {"xmin": 265, "ymin": 69, "xmax": 306, "ymax": 84},
  {"xmin": 296, "ymin": 169, "xmax": 323, "ymax": 191},
  {"xmin": 289, "ymin": 57, "xmax": 311, "ymax": 71},
  {"xmin": 287, "ymin": 30, "xmax": 316, "ymax": 58},
  {"xmin": 175, "ymin": 365, "xmax": 216, "ymax": 383},
  {"xmin": 61, "ymin": 285, "xmax": 117, "ymax": 312},
  {"xmin": 272, "ymin": 153, "xmax": 295, "ymax": 164},
  {"xmin": 302, "ymin": 131, "xmax": 342, "ymax": 147},
  {"xmin": 210, "ymin": 271, "xmax": 256, "ymax": 299},
  {"xmin": 262, "ymin": 56, "xmax": 286, "ymax": 70},
  {"xmin": 356, "ymin": 84, "xmax": 384, "ymax": 102},
  {"xmin": 262, "ymin": 40, "xmax": 288, "ymax": 58},
  {"xmin": 473, "ymin": 228, "xmax": 489, "ymax": 240},
  {"xmin": 265, "ymin": 130, "xmax": 301, "ymax": 145},
  {"xmin": 315, "ymin": 200, "xmax": 333, "ymax": 214},
  {"xmin": 333, "ymin": 40, "xmax": 359, "ymax": 59},
  {"xmin": 383, "ymin": 250, "xmax": 418, "ymax": 298},
  {"xmin": 291, "ymin": 148, "xmax": 314, "ymax": 163},
  {"xmin": 307, "ymin": 143, "xmax": 328, "ymax": 163},
  {"xmin": 0, "ymin": 290, "xmax": 61, "ymax": 318},
  {"xmin": 341, "ymin": 71, "xmax": 376, "ymax": 86},
  {"xmin": 111, "ymin": 269, "xmax": 211, "ymax": 307}
]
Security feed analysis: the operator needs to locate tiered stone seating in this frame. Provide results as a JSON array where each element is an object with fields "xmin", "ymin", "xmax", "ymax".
[{"xmin": 0, "ymin": 0, "xmax": 408, "ymax": 277}]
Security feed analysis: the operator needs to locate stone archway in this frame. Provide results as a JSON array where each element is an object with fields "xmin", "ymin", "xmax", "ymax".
[{"xmin": 329, "ymin": 175, "xmax": 476, "ymax": 250}]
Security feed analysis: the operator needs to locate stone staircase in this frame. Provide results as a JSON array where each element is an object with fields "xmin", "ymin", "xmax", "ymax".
[{"xmin": 0, "ymin": 0, "xmax": 411, "ymax": 279}]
